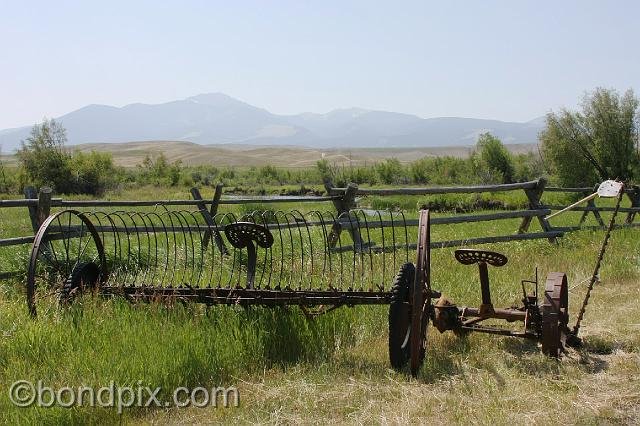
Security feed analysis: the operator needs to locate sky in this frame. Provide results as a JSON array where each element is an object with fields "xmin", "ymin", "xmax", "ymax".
[{"xmin": 0, "ymin": 0, "xmax": 639, "ymax": 129}]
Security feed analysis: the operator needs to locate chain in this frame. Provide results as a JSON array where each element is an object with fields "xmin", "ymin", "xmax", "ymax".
[{"xmin": 571, "ymin": 188, "xmax": 624, "ymax": 339}]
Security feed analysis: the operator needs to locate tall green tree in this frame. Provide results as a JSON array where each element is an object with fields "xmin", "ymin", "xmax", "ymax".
[
  {"xmin": 476, "ymin": 132, "xmax": 514, "ymax": 183},
  {"xmin": 540, "ymin": 87, "xmax": 640, "ymax": 186},
  {"xmin": 17, "ymin": 119, "xmax": 75, "ymax": 193}
]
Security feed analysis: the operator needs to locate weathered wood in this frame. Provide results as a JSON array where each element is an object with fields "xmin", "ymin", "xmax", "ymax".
[
  {"xmin": 586, "ymin": 197, "xmax": 605, "ymax": 227},
  {"xmin": 191, "ymin": 186, "xmax": 227, "ymax": 254},
  {"xmin": 0, "ymin": 236, "xmax": 35, "ymax": 247},
  {"xmin": 0, "ymin": 199, "xmax": 40, "ymax": 207},
  {"xmin": 518, "ymin": 178, "xmax": 556, "ymax": 243},
  {"xmin": 330, "ymin": 180, "xmax": 539, "ymax": 196},
  {"xmin": 324, "ymin": 180, "xmax": 363, "ymax": 249},
  {"xmin": 625, "ymin": 185, "xmax": 640, "ymax": 224},
  {"xmin": 24, "ymin": 186, "xmax": 39, "ymax": 233},
  {"xmin": 37, "ymin": 187, "xmax": 52, "ymax": 227},
  {"xmin": 547, "ymin": 205, "xmax": 640, "ymax": 213},
  {"xmin": 333, "ymin": 231, "xmax": 565, "ymax": 253},
  {"xmin": 53, "ymin": 195, "xmax": 338, "ymax": 207}
]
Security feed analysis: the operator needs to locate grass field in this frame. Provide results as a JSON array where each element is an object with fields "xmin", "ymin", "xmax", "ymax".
[{"xmin": 0, "ymin": 187, "xmax": 638, "ymax": 424}]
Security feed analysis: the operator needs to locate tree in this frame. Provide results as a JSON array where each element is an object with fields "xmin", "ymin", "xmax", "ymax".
[
  {"xmin": 540, "ymin": 88, "xmax": 640, "ymax": 186},
  {"xmin": 17, "ymin": 119, "xmax": 75, "ymax": 193},
  {"xmin": 71, "ymin": 151, "xmax": 119, "ymax": 195},
  {"xmin": 476, "ymin": 133, "xmax": 514, "ymax": 183}
]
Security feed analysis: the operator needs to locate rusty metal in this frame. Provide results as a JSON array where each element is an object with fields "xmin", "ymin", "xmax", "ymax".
[
  {"xmin": 26, "ymin": 208, "xmax": 414, "ymax": 315},
  {"xmin": 26, "ymin": 204, "xmax": 583, "ymax": 375},
  {"xmin": 541, "ymin": 272, "xmax": 569, "ymax": 356},
  {"xmin": 26, "ymin": 210, "xmax": 107, "ymax": 317},
  {"xmin": 409, "ymin": 209, "xmax": 430, "ymax": 377},
  {"xmin": 569, "ymin": 185, "xmax": 625, "ymax": 344}
]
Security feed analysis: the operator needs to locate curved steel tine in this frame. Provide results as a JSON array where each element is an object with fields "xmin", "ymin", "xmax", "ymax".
[
  {"xmin": 210, "ymin": 212, "xmax": 227, "ymax": 288},
  {"xmin": 129, "ymin": 211, "xmax": 151, "ymax": 286},
  {"xmin": 375, "ymin": 209, "xmax": 386, "ymax": 291},
  {"xmin": 283, "ymin": 211, "xmax": 298, "ymax": 290},
  {"xmin": 282, "ymin": 211, "xmax": 302, "ymax": 290},
  {"xmin": 254, "ymin": 210, "xmax": 272, "ymax": 289},
  {"xmin": 389, "ymin": 210, "xmax": 397, "ymax": 288},
  {"xmin": 99, "ymin": 212, "xmax": 121, "ymax": 286},
  {"xmin": 172, "ymin": 210, "xmax": 193, "ymax": 288},
  {"xmin": 324, "ymin": 210, "xmax": 343, "ymax": 290},
  {"xmin": 144, "ymin": 211, "xmax": 166, "ymax": 287},
  {"xmin": 218, "ymin": 212, "xmax": 238, "ymax": 288},
  {"xmin": 159, "ymin": 209, "xmax": 178, "ymax": 288},
  {"xmin": 400, "ymin": 210, "xmax": 409, "ymax": 264},
  {"xmin": 180, "ymin": 210, "xmax": 204, "ymax": 287},
  {"xmin": 111, "ymin": 212, "xmax": 133, "ymax": 286},
  {"xmin": 356, "ymin": 209, "xmax": 375, "ymax": 291},
  {"xmin": 273, "ymin": 210, "xmax": 289, "ymax": 290},
  {"xmin": 310, "ymin": 210, "xmax": 328, "ymax": 290},
  {"xmin": 267, "ymin": 211, "xmax": 284, "ymax": 290},
  {"xmin": 139, "ymin": 212, "xmax": 158, "ymax": 287},
  {"xmin": 126, "ymin": 212, "xmax": 145, "ymax": 286},
  {"xmin": 340, "ymin": 210, "xmax": 357, "ymax": 290},
  {"xmin": 292, "ymin": 209, "xmax": 313, "ymax": 290},
  {"xmin": 350, "ymin": 210, "xmax": 366, "ymax": 291}
]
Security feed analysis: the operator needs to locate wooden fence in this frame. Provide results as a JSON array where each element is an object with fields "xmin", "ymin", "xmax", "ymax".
[{"xmin": 1, "ymin": 178, "xmax": 639, "ymax": 255}]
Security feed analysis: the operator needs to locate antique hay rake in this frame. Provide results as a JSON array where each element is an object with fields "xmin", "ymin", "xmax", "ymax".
[
  {"xmin": 26, "ymin": 204, "xmax": 581, "ymax": 377},
  {"xmin": 26, "ymin": 208, "xmax": 416, "ymax": 317}
]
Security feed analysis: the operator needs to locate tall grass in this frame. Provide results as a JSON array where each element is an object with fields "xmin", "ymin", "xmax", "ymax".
[{"xmin": 0, "ymin": 188, "xmax": 638, "ymax": 423}]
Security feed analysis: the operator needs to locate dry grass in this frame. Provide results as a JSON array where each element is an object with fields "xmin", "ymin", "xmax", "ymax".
[
  {"xmin": 141, "ymin": 229, "xmax": 640, "ymax": 425},
  {"xmin": 1, "ymin": 141, "xmax": 538, "ymax": 168}
]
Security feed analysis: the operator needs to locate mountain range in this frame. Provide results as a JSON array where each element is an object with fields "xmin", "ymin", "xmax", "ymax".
[{"xmin": 0, "ymin": 93, "xmax": 546, "ymax": 151}]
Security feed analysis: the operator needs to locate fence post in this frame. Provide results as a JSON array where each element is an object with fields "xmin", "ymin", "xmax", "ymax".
[
  {"xmin": 37, "ymin": 187, "xmax": 52, "ymax": 226},
  {"xmin": 24, "ymin": 186, "xmax": 52, "ymax": 234},
  {"xmin": 191, "ymin": 185, "xmax": 227, "ymax": 254},
  {"xmin": 577, "ymin": 184, "xmax": 604, "ymax": 227},
  {"xmin": 324, "ymin": 179, "xmax": 363, "ymax": 249},
  {"xmin": 518, "ymin": 178, "xmax": 556, "ymax": 243},
  {"xmin": 626, "ymin": 185, "xmax": 640, "ymax": 224}
]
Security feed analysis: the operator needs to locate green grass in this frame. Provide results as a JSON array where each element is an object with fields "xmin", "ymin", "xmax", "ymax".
[{"xmin": 0, "ymin": 187, "xmax": 638, "ymax": 423}]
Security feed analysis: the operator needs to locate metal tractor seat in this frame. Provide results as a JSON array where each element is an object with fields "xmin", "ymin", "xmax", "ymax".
[
  {"xmin": 225, "ymin": 222, "xmax": 274, "ymax": 288},
  {"xmin": 454, "ymin": 249, "xmax": 508, "ymax": 316}
]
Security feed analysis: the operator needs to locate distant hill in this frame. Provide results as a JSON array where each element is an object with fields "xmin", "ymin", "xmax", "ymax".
[
  {"xmin": 1, "ymin": 140, "xmax": 538, "ymax": 169},
  {"xmin": 0, "ymin": 93, "xmax": 546, "ymax": 151}
]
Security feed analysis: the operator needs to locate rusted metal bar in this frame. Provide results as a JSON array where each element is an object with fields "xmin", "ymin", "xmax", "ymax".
[
  {"xmin": 100, "ymin": 286, "xmax": 392, "ymax": 306},
  {"xmin": 460, "ymin": 307, "xmax": 526, "ymax": 322}
]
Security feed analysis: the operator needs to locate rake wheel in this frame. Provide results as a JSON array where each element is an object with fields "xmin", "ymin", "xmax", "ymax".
[
  {"xmin": 388, "ymin": 262, "xmax": 414, "ymax": 370},
  {"xmin": 541, "ymin": 272, "xmax": 569, "ymax": 357},
  {"xmin": 410, "ymin": 209, "xmax": 431, "ymax": 377},
  {"xmin": 26, "ymin": 210, "xmax": 107, "ymax": 317}
]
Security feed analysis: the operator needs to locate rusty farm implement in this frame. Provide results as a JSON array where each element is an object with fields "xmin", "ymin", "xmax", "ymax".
[{"xmin": 23, "ymin": 180, "xmax": 627, "ymax": 376}]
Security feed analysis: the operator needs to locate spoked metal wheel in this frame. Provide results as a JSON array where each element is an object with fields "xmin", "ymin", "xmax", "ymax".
[
  {"xmin": 410, "ymin": 209, "xmax": 431, "ymax": 377},
  {"xmin": 541, "ymin": 272, "xmax": 569, "ymax": 357},
  {"xmin": 26, "ymin": 210, "xmax": 107, "ymax": 317},
  {"xmin": 388, "ymin": 262, "xmax": 415, "ymax": 370}
]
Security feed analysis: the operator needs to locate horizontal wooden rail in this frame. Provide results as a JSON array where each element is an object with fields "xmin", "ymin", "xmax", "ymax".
[
  {"xmin": 0, "ymin": 195, "xmax": 340, "ymax": 209},
  {"xmin": 330, "ymin": 180, "xmax": 540, "ymax": 196},
  {"xmin": 546, "ymin": 205, "xmax": 640, "ymax": 213},
  {"xmin": 546, "ymin": 186, "xmax": 637, "ymax": 194}
]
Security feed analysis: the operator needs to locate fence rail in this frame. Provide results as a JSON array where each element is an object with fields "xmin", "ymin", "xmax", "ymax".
[{"xmin": 0, "ymin": 179, "xmax": 638, "ymax": 259}]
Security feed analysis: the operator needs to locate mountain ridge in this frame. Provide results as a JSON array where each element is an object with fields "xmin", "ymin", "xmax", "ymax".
[{"xmin": 0, "ymin": 93, "xmax": 546, "ymax": 151}]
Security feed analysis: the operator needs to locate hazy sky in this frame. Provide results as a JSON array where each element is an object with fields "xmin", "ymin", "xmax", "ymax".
[{"xmin": 1, "ymin": 0, "xmax": 639, "ymax": 129}]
